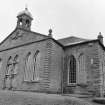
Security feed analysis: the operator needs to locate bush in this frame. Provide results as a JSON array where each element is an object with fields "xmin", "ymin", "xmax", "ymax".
[{"xmin": 93, "ymin": 97, "xmax": 105, "ymax": 104}]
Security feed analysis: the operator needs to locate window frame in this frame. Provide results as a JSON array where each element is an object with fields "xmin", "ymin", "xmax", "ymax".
[
  {"xmin": 6, "ymin": 56, "xmax": 13, "ymax": 76},
  {"xmin": 23, "ymin": 51, "xmax": 40, "ymax": 83},
  {"xmin": 67, "ymin": 55, "xmax": 77, "ymax": 86},
  {"xmin": 32, "ymin": 50, "xmax": 40, "ymax": 81}
]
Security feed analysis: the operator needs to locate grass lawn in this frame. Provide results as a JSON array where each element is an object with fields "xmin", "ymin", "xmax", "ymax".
[{"xmin": 0, "ymin": 90, "xmax": 93, "ymax": 105}]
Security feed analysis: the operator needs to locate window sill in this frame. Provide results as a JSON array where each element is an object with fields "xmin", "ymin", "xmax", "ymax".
[
  {"xmin": 23, "ymin": 80, "xmax": 40, "ymax": 83},
  {"xmin": 67, "ymin": 83, "xmax": 77, "ymax": 87}
]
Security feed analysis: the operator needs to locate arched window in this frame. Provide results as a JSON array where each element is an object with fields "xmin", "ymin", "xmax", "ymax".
[
  {"xmin": 13, "ymin": 55, "xmax": 19, "ymax": 75},
  {"xmin": 68, "ymin": 55, "xmax": 76, "ymax": 84},
  {"xmin": 24, "ymin": 52, "xmax": 33, "ymax": 81},
  {"xmin": 24, "ymin": 51, "xmax": 41, "ymax": 82},
  {"xmin": 78, "ymin": 53, "xmax": 87, "ymax": 84},
  {"xmin": 0, "ymin": 58, "xmax": 2, "ymax": 71},
  {"xmin": 79, "ymin": 53, "xmax": 85, "ymax": 71},
  {"xmin": 32, "ymin": 50, "xmax": 40, "ymax": 81},
  {"xmin": 26, "ymin": 19, "xmax": 30, "ymax": 27},
  {"xmin": 6, "ymin": 56, "xmax": 13, "ymax": 76},
  {"xmin": 19, "ymin": 18, "xmax": 22, "ymax": 26}
]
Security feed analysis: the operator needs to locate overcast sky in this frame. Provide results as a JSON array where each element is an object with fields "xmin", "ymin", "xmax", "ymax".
[{"xmin": 0, "ymin": 0, "xmax": 105, "ymax": 44}]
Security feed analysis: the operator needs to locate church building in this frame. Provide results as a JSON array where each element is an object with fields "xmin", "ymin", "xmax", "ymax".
[{"xmin": 0, "ymin": 7, "xmax": 105, "ymax": 97}]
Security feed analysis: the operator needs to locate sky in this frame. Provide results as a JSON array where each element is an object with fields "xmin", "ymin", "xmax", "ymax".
[{"xmin": 0, "ymin": 0, "xmax": 105, "ymax": 44}]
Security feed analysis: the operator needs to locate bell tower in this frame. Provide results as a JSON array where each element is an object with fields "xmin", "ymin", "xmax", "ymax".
[{"xmin": 16, "ymin": 7, "xmax": 33, "ymax": 30}]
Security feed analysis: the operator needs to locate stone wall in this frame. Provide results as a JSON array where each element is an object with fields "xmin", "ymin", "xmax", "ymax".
[
  {"xmin": 97, "ymin": 44, "xmax": 105, "ymax": 96},
  {"xmin": 0, "ymin": 39, "xmax": 63, "ymax": 93},
  {"xmin": 63, "ymin": 41, "xmax": 103, "ymax": 96}
]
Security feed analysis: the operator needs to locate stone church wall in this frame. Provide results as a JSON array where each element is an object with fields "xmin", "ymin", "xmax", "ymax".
[
  {"xmin": 98, "ymin": 44, "xmax": 105, "ymax": 96},
  {"xmin": 0, "ymin": 39, "xmax": 63, "ymax": 93},
  {"xmin": 63, "ymin": 42, "xmax": 102, "ymax": 96},
  {"xmin": 45, "ymin": 39, "xmax": 63, "ymax": 93}
]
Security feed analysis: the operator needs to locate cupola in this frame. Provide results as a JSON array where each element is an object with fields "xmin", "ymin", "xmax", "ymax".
[{"xmin": 16, "ymin": 7, "xmax": 33, "ymax": 30}]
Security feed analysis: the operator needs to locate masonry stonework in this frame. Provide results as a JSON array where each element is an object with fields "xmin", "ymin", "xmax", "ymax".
[
  {"xmin": 0, "ymin": 39, "xmax": 63, "ymax": 93},
  {"xmin": 63, "ymin": 42, "xmax": 103, "ymax": 96},
  {"xmin": 0, "ymin": 7, "xmax": 104, "ymax": 97}
]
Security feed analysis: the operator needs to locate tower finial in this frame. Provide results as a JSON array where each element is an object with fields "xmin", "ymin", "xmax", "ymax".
[
  {"xmin": 99, "ymin": 32, "xmax": 102, "ymax": 36},
  {"xmin": 48, "ymin": 28, "xmax": 53, "ymax": 37},
  {"xmin": 97, "ymin": 32, "xmax": 103, "ymax": 44},
  {"xmin": 25, "ymin": 4, "xmax": 28, "ymax": 10}
]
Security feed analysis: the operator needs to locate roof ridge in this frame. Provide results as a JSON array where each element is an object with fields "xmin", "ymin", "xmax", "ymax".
[
  {"xmin": 18, "ymin": 28, "xmax": 49, "ymax": 38},
  {"xmin": 58, "ymin": 36, "xmax": 89, "ymax": 41}
]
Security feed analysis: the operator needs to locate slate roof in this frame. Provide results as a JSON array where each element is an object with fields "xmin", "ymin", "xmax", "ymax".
[
  {"xmin": 57, "ymin": 36, "xmax": 90, "ymax": 46},
  {"xmin": 57, "ymin": 36, "xmax": 105, "ymax": 51}
]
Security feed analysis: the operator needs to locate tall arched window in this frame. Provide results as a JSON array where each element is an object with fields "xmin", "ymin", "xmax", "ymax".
[
  {"xmin": 5, "ymin": 56, "xmax": 13, "ymax": 89},
  {"xmin": 78, "ymin": 53, "xmax": 87, "ymax": 84},
  {"xmin": 24, "ymin": 52, "xmax": 33, "ymax": 81},
  {"xmin": 13, "ymin": 55, "xmax": 19, "ymax": 75},
  {"xmin": 0, "ymin": 58, "xmax": 2, "ymax": 71},
  {"xmin": 33, "ymin": 50, "xmax": 40, "ymax": 81},
  {"xmin": 6, "ymin": 56, "xmax": 13, "ymax": 76},
  {"xmin": 68, "ymin": 55, "xmax": 76, "ymax": 84}
]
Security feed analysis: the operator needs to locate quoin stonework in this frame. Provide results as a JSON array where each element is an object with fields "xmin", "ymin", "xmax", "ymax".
[{"xmin": 0, "ymin": 7, "xmax": 104, "ymax": 97}]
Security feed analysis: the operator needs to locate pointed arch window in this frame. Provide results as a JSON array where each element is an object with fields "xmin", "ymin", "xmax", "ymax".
[
  {"xmin": 0, "ymin": 58, "xmax": 2, "ymax": 71},
  {"xmin": 68, "ymin": 55, "xmax": 76, "ymax": 84},
  {"xmin": 6, "ymin": 56, "xmax": 13, "ymax": 76},
  {"xmin": 78, "ymin": 53, "xmax": 87, "ymax": 84},
  {"xmin": 24, "ymin": 52, "xmax": 33, "ymax": 81},
  {"xmin": 32, "ymin": 50, "xmax": 40, "ymax": 81},
  {"xmin": 24, "ymin": 51, "xmax": 41, "ymax": 82},
  {"xmin": 79, "ymin": 53, "xmax": 85, "ymax": 72},
  {"xmin": 13, "ymin": 55, "xmax": 19, "ymax": 75}
]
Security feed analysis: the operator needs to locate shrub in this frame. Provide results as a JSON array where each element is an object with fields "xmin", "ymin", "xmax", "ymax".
[{"xmin": 93, "ymin": 97, "xmax": 105, "ymax": 104}]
